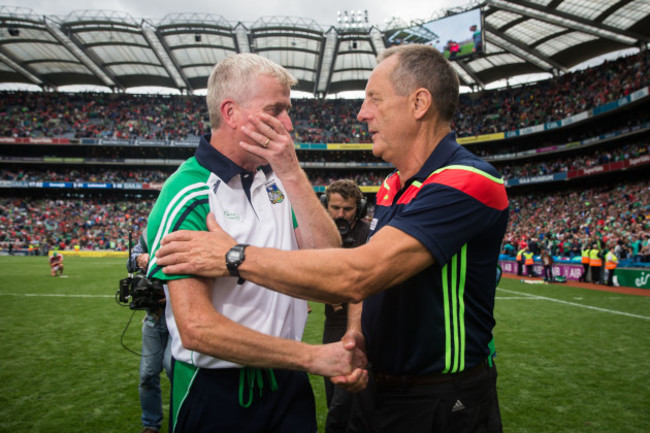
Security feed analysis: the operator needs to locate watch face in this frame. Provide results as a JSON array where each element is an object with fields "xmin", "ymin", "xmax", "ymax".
[
  {"xmin": 226, "ymin": 245, "xmax": 246, "ymax": 277},
  {"xmin": 226, "ymin": 244, "xmax": 247, "ymax": 277},
  {"xmin": 227, "ymin": 250, "xmax": 243, "ymax": 263}
]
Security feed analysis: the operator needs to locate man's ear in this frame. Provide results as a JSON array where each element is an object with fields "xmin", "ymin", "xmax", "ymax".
[
  {"xmin": 220, "ymin": 99, "xmax": 238, "ymax": 129},
  {"xmin": 412, "ymin": 88, "xmax": 432, "ymax": 120}
]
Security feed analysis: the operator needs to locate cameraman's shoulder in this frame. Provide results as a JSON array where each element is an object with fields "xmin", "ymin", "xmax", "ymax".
[{"xmin": 358, "ymin": 218, "xmax": 371, "ymax": 234}]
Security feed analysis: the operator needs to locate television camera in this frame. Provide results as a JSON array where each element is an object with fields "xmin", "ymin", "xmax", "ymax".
[{"xmin": 116, "ymin": 231, "xmax": 165, "ymax": 310}]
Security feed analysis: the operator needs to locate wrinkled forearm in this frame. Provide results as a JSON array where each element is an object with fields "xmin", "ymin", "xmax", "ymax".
[
  {"xmin": 168, "ymin": 277, "xmax": 311, "ymax": 369},
  {"xmin": 240, "ymin": 247, "xmax": 374, "ymax": 304},
  {"xmin": 282, "ymin": 168, "xmax": 341, "ymax": 249},
  {"xmin": 167, "ymin": 277, "xmax": 360, "ymax": 377},
  {"xmin": 237, "ymin": 227, "xmax": 435, "ymax": 304},
  {"xmin": 347, "ymin": 301, "xmax": 363, "ymax": 334}
]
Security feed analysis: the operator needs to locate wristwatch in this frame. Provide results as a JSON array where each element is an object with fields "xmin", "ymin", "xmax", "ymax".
[{"xmin": 226, "ymin": 244, "xmax": 249, "ymax": 284}]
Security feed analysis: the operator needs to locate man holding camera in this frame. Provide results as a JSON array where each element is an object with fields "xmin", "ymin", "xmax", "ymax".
[
  {"xmin": 127, "ymin": 230, "xmax": 171, "ymax": 433},
  {"xmin": 320, "ymin": 179, "xmax": 373, "ymax": 433},
  {"xmin": 322, "ymin": 179, "xmax": 370, "ymax": 250}
]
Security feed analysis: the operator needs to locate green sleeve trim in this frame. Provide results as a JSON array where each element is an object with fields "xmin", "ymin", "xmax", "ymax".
[{"xmin": 429, "ymin": 164, "xmax": 505, "ymax": 185}]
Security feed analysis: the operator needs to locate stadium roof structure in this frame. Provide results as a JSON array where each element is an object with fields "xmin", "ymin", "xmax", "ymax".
[{"xmin": 0, "ymin": 0, "xmax": 649, "ymax": 96}]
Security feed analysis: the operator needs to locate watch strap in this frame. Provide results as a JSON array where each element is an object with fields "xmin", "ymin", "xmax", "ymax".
[{"xmin": 226, "ymin": 243, "xmax": 249, "ymax": 280}]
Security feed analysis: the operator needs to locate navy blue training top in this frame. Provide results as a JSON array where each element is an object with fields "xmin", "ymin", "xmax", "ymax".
[{"xmin": 362, "ymin": 133, "xmax": 509, "ymax": 376}]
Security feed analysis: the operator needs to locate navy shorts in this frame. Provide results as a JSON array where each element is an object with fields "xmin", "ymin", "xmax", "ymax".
[{"xmin": 170, "ymin": 360, "xmax": 317, "ymax": 433}]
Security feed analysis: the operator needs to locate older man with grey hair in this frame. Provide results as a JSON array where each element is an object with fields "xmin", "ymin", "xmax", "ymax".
[{"xmin": 144, "ymin": 53, "xmax": 366, "ymax": 433}]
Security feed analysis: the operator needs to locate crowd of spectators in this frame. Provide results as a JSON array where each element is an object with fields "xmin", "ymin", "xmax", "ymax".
[
  {"xmin": 1, "ymin": 164, "xmax": 391, "ymax": 186},
  {"xmin": 468, "ymin": 113, "xmax": 650, "ymax": 160},
  {"xmin": 0, "ymin": 197, "xmax": 150, "ymax": 254},
  {"xmin": 0, "ymin": 93, "xmax": 207, "ymax": 141},
  {"xmin": 496, "ymin": 140, "xmax": 650, "ymax": 180},
  {"xmin": 1, "ymin": 167, "xmax": 174, "ymax": 184},
  {"xmin": 3, "ymin": 136, "xmax": 647, "ymax": 185},
  {"xmin": 503, "ymin": 180, "xmax": 650, "ymax": 263},
  {"xmin": 1, "ymin": 51, "xmax": 649, "ymax": 256},
  {"xmin": 454, "ymin": 51, "xmax": 650, "ymax": 136},
  {"xmin": 1, "ymin": 51, "xmax": 648, "ymax": 142},
  {"xmin": 306, "ymin": 170, "xmax": 387, "ymax": 187},
  {"xmin": 291, "ymin": 99, "xmax": 369, "ymax": 143},
  {"xmin": 2, "ymin": 179, "xmax": 648, "ymax": 259},
  {"xmin": 295, "ymin": 150, "xmax": 385, "ymax": 164},
  {"xmin": 0, "ymin": 166, "xmax": 391, "ymax": 187}
]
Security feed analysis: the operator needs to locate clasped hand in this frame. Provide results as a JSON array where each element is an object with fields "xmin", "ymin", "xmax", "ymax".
[{"xmin": 329, "ymin": 330, "xmax": 369, "ymax": 393}]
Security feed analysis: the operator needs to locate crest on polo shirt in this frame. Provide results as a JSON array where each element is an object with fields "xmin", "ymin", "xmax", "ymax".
[{"xmin": 266, "ymin": 181, "xmax": 285, "ymax": 204}]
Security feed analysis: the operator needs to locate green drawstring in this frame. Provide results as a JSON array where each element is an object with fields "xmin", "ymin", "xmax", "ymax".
[
  {"xmin": 487, "ymin": 338, "xmax": 496, "ymax": 367},
  {"xmin": 238, "ymin": 367, "xmax": 278, "ymax": 408}
]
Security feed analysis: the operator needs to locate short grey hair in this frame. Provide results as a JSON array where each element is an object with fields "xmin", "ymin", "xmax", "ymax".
[
  {"xmin": 378, "ymin": 44, "xmax": 459, "ymax": 121},
  {"xmin": 206, "ymin": 53, "xmax": 297, "ymax": 129}
]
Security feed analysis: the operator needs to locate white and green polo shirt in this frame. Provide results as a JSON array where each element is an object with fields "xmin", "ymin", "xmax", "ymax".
[{"xmin": 146, "ymin": 134, "xmax": 308, "ymax": 369}]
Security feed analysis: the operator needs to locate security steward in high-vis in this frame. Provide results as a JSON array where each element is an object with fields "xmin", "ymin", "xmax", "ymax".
[
  {"xmin": 589, "ymin": 243, "xmax": 603, "ymax": 284},
  {"xmin": 605, "ymin": 247, "xmax": 618, "ymax": 287},
  {"xmin": 523, "ymin": 247, "xmax": 535, "ymax": 277},
  {"xmin": 155, "ymin": 44, "xmax": 508, "ymax": 433},
  {"xmin": 516, "ymin": 246, "xmax": 525, "ymax": 276},
  {"xmin": 579, "ymin": 243, "xmax": 591, "ymax": 282}
]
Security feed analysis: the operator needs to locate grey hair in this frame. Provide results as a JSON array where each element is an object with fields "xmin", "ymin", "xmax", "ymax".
[
  {"xmin": 377, "ymin": 44, "xmax": 459, "ymax": 121},
  {"xmin": 206, "ymin": 53, "xmax": 297, "ymax": 129}
]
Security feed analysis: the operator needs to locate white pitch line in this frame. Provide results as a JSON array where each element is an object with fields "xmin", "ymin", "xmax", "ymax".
[
  {"xmin": 0, "ymin": 292, "xmax": 114, "ymax": 298},
  {"xmin": 2, "ymin": 290, "xmax": 648, "ymax": 320},
  {"xmin": 497, "ymin": 287, "xmax": 650, "ymax": 320}
]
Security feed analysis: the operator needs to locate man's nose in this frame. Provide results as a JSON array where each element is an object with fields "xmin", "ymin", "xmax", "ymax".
[
  {"xmin": 357, "ymin": 100, "xmax": 369, "ymax": 122},
  {"xmin": 280, "ymin": 111, "xmax": 293, "ymax": 132}
]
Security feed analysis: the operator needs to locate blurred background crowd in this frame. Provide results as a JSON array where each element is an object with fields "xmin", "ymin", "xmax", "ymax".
[{"xmin": 0, "ymin": 51, "xmax": 648, "ymax": 264}]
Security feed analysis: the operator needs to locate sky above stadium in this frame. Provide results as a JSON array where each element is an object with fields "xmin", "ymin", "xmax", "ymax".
[{"xmin": 5, "ymin": 0, "xmax": 460, "ymax": 27}]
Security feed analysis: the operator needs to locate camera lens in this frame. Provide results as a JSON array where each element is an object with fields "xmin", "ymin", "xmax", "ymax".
[{"xmin": 334, "ymin": 218, "xmax": 350, "ymax": 235}]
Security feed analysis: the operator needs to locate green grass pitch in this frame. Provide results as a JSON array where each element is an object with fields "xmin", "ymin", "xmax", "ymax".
[{"xmin": 1, "ymin": 256, "xmax": 649, "ymax": 432}]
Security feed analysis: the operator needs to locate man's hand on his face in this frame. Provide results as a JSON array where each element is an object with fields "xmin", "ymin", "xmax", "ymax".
[{"xmin": 239, "ymin": 113, "xmax": 301, "ymax": 180}]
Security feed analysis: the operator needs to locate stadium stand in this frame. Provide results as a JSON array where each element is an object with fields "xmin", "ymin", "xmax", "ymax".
[{"xmin": 0, "ymin": 51, "xmax": 649, "ymax": 268}]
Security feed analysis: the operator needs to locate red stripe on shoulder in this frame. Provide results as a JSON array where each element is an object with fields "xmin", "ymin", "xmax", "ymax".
[
  {"xmin": 376, "ymin": 173, "xmax": 402, "ymax": 206},
  {"xmin": 424, "ymin": 168, "xmax": 509, "ymax": 210},
  {"xmin": 396, "ymin": 183, "xmax": 422, "ymax": 205}
]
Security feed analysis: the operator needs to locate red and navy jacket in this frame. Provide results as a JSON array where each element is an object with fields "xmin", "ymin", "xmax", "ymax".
[{"xmin": 363, "ymin": 132, "xmax": 509, "ymax": 376}]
